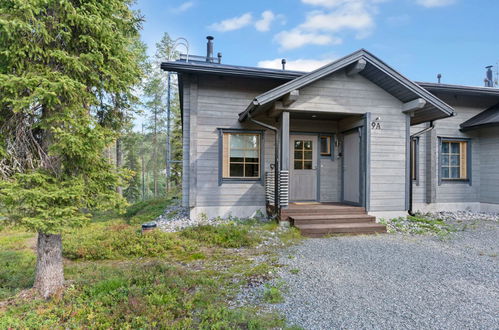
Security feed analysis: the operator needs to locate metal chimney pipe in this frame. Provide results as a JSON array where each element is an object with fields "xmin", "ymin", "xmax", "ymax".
[
  {"xmin": 281, "ymin": 58, "xmax": 286, "ymax": 70},
  {"xmin": 206, "ymin": 36, "xmax": 214, "ymax": 62},
  {"xmin": 217, "ymin": 52, "xmax": 222, "ymax": 64},
  {"xmin": 437, "ymin": 73, "xmax": 442, "ymax": 84},
  {"xmin": 485, "ymin": 66, "xmax": 493, "ymax": 87}
]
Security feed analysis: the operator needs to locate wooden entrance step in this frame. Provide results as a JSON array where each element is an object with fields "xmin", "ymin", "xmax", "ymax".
[
  {"xmin": 291, "ymin": 214, "xmax": 376, "ymax": 225},
  {"xmin": 296, "ymin": 223, "xmax": 387, "ymax": 238},
  {"xmin": 282, "ymin": 203, "xmax": 386, "ymax": 237}
]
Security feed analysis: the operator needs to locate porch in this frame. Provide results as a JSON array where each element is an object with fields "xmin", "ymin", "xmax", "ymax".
[{"xmin": 259, "ymin": 110, "xmax": 386, "ymax": 236}]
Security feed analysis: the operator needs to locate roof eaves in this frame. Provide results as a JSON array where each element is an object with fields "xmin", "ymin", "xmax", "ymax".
[
  {"xmin": 418, "ymin": 82, "xmax": 499, "ymax": 97},
  {"xmin": 460, "ymin": 103, "xmax": 499, "ymax": 131},
  {"xmin": 160, "ymin": 61, "xmax": 303, "ymax": 80},
  {"xmin": 361, "ymin": 51, "xmax": 454, "ymax": 116}
]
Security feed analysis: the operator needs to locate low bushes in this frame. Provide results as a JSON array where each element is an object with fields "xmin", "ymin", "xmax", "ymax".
[
  {"xmin": 62, "ymin": 222, "xmax": 198, "ymax": 260},
  {"xmin": 0, "ymin": 260, "xmax": 286, "ymax": 329},
  {"xmin": 180, "ymin": 223, "xmax": 262, "ymax": 248},
  {"xmin": 381, "ymin": 214, "xmax": 457, "ymax": 236}
]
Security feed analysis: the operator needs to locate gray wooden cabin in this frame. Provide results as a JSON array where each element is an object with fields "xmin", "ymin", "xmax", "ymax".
[{"xmin": 161, "ymin": 39, "xmax": 499, "ymax": 235}]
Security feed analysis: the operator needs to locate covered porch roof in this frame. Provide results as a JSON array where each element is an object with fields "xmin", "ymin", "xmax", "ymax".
[
  {"xmin": 238, "ymin": 49, "xmax": 455, "ymax": 125},
  {"xmin": 460, "ymin": 103, "xmax": 499, "ymax": 131}
]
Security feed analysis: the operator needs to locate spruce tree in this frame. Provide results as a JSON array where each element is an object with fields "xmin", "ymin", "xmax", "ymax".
[{"xmin": 0, "ymin": 0, "xmax": 143, "ymax": 298}]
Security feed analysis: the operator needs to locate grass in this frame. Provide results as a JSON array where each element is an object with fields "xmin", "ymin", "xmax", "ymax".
[
  {"xmin": 263, "ymin": 283, "xmax": 285, "ymax": 304},
  {"xmin": 380, "ymin": 214, "xmax": 458, "ymax": 237},
  {"xmin": 0, "ymin": 198, "xmax": 300, "ymax": 329}
]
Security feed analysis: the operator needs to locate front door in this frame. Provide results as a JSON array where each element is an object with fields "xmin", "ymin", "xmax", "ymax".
[
  {"xmin": 342, "ymin": 129, "xmax": 361, "ymax": 205},
  {"xmin": 290, "ymin": 135, "xmax": 318, "ymax": 201}
]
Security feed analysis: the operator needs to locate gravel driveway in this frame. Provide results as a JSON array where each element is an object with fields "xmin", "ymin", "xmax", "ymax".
[{"xmin": 273, "ymin": 220, "xmax": 499, "ymax": 329}]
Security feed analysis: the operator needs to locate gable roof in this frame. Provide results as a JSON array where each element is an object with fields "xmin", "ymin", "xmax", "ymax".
[
  {"xmin": 460, "ymin": 103, "xmax": 499, "ymax": 131},
  {"xmin": 238, "ymin": 49, "xmax": 455, "ymax": 125}
]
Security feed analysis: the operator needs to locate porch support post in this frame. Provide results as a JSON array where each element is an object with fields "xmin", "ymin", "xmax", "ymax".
[
  {"xmin": 280, "ymin": 111, "xmax": 290, "ymax": 171},
  {"xmin": 280, "ymin": 111, "xmax": 290, "ymax": 209}
]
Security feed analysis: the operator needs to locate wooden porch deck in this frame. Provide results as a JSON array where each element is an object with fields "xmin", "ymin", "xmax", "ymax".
[{"xmin": 281, "ymin": 203, "xmax": 386, "ymax": 237}]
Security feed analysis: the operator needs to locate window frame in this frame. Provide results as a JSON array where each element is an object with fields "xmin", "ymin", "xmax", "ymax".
[
  {"xmin": 218, "ymin": 128, "xmax": 264, "ymax": 185},
  {"xmin": 411, "ymin": 137, "xmax": 419, "ymax": 184},
  {"xmin": 438, "ymin": 137, "xmax": 472, "ymax": 185},
  {"xmin": 319, "ymin": 134, "xmax": 335, "ymax": 160}
]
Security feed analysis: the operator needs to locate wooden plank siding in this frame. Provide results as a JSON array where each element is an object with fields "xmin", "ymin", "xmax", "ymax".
[
  {"xmin": 185, "ymin": 75, "xmax": 282, "ymax": 209},
  {"xmin": 479, "ymin": 127, "xmax": 499, "ymax": 205}
]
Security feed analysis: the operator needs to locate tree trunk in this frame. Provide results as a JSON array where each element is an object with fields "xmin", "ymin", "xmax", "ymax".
[
  {"xmin": 116, "ymin": 138, "xmax": 123, "ymax": 196},
  {"xmin": 153, "ymin": 108, "xmax": 158, "ymax": 197},
  {"xmin": 34, "ymin": 232, "xmax": 64, "ymax": 299}
]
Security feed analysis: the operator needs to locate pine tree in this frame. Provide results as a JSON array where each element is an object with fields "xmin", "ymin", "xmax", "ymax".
[
  {"xmin": 0, "ymin": 0, "xmax": 143, "ymax": 298},
  {"xmin": 123, "ymin": 132, "xmax": 142, "ymax": 203}
]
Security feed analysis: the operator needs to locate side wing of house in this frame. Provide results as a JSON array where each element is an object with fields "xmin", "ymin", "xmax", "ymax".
[{"xmin": 411, "ymin": 91, "xmax": 499, "ymax": 212}]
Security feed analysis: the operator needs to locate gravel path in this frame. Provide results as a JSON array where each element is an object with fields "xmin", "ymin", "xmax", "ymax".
[{"xmin": 273, "ymin": 221, "xmax": 499, "ymax": 329}]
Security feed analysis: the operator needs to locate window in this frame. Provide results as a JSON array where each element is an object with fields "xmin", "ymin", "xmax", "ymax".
[
  {"xmin": 411, "ymin": 138, "xmax": 419, "ymax": 181},
  {"xmin": 320, "ymin": 136, "xmax": 331, "ymax": 156},
  {"xmin": 294, "ymin": 139, "xmax": 313, "ymax": 169},
  {"xmin": 221, "ymin": 131, "xmax": 261, "ymax": 180},
  {"xmin": 440, "ymin": 139, "xmax": 469, "ymax": 180}
]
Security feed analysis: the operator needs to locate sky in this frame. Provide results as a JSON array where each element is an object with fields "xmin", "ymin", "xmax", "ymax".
[{"xmin": 134, "ymin": 0, "xmax": 499, "ymax": 87}]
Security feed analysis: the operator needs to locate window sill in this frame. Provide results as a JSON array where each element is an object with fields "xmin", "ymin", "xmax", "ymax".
[
  {"xmin": 440, "ymin": 179, "xmax": 471, "ymax": 185},
  {"xmin": 220, "ymin": 178, "xmax": 263, "ymax": 185}
]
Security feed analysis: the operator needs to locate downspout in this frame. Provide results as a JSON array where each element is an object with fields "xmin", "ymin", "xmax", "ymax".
[
  {"xmin": 408, "ymin": 121, "xmax": 435, "ymax": 216},
  {"xmin": 247, "ymin": 113, "xmax": 280, "ymax": 216}
]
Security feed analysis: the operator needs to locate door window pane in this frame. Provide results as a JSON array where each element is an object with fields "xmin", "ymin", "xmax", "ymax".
[
  {"xmin": 293, "ymin": 139, "xmax": 314, "ymax": 170},
  {"xmin": 304, "ymin": 141, "xmax": 312, "ymax": 150}
]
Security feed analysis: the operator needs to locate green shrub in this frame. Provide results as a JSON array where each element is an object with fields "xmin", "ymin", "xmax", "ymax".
[
  {"xmin": 0, "ymin": 250, "xmax": 36, "ymax": 299},
  {"xmin": 263, "ymin": 283, "xmax": 284, "ymax": 304},
  {"xmin": 62, "ymin": 222, "xmax": 198, "ymax": 260},
  {"xmin": 124, "ymin": 198, "xmax": 172, "ymax": 225},
  {"xmin": 0, "ymin": 260, "xmax": 286, "ymax": 329},
  {"xmin": 382, "ymin": 214, "xmax": 457, "ymax": 237},
  {"xmin": 180, "ymin": 223, "xmax": 261, "ymax": 248}
]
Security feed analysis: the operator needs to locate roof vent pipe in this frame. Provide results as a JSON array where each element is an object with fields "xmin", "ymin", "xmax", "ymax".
[
  {"xmin": 437, "ymin": 73, "xmax": 442, "ymax": 84},
  {"xmin": 485, "ymin": 65, "xmax": 494, "ymax": 87},
  {"xmin": 206, "ymin": 36, "xmax": 214, "ymax": 62},
  {"xmin": 217, "ymin": 52, "xmax": 222, "ymax": 64},
  {"xmin": 281, "ymin": 59, "xmax": 286, "ymax": 70}
]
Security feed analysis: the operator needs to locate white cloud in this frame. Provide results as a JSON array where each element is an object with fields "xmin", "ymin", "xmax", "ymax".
[
  {"xmin": 275, "ymin": 0, "xmax": 383, "ymax": 50},
  {"xmin": 299, "ymin": 4, "xmax": 374, "ymax": 35},
  {"xmin": 275, "ymin": 29, "xmax": 342, "ymax": 50},
  {"xmin": 258, "ymin": 57, "xmax": 337, "ymax": 72},
  {"xmin": 301, "ymin": 0, "xmax": 351, "ymax": 7},
  {"xmin": 171, "ymin": 1, "xmax": 194, "ymax": 13},
  {"xmin": 416, "ymin": 0, "xmax": 456, "ymax": 7},
  {"xmin": 255, "ymin": 10, "xmax": 276, "ymax": 32},
  {"xmin": 209, "ymin": 13, "xmax": 253, "ymax": 32}
]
